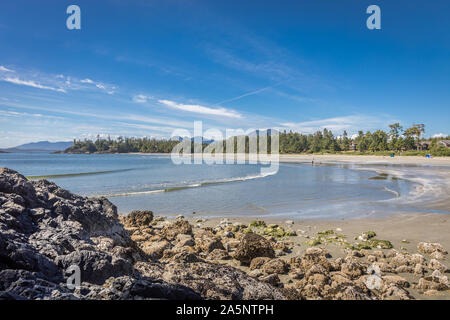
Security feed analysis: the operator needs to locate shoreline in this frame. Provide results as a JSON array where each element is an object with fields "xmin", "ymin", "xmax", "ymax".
[
  {"xmin": 114, "ymin": 153, "xmax": 450, "ymax": 218},
  {"xmin": 58, "ymin": 151, "xmax": 450, "ymax": 166}
]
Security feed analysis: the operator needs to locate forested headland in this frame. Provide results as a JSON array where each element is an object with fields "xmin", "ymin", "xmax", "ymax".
[{"xmin": 64, "ymin": 123, "xmax": 450, "ymax": 156}]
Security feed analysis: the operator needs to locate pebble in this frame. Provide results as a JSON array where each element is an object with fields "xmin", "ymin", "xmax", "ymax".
[{"xmin": 223, "ymin": 231, "xmax": 234, "ymax": 238}]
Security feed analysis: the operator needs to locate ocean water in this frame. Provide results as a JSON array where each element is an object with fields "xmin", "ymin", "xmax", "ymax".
[{"xmin": 0, "ymin": 153, "xmax": 446, "ymax": 219}]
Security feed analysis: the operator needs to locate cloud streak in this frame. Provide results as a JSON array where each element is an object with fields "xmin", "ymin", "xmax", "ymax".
[
  {"xmin": 0, "ymin": 66, "xmax": 117, "ymax": 95},
  {"xmin": 0, "ymin": 100, "xmax": 193, "ymax": 131},
  {"xmin": 79, "ymin": 78, "xmax": 116, "ymax": 94},
  {"xmin": 2, "ymin": 77, "xmax": 66, "ymax": 93},
  {"xmin": 133, "ymin": 94, "xmax": 152, "ymax": 103},
  {"xmin": 0, "ymin": 65, "xmax": 14, "ymax": 72},
  {"xmin": 158, "ymin": 99, "xmax": 242, "ymax": 119},
  {"xmin": 214, "ymin": 84, "xmax": 280, "ymax": 106}
]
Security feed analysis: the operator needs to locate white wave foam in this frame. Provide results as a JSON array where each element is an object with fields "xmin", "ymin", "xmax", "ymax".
[
  {"xmin": 98, "ymin": 170, "xmax": 278, "ymax": 198},
  {"xmin": 357, "ymin": 166, "xmax": 449, "ymax": 205},
  {"xmin": 100, "ymin": 189, "xmax": 166, "ymax": 197},
  {"xmin": 383, "ymin": 186, "xmax": 400, "ymax": 198}
]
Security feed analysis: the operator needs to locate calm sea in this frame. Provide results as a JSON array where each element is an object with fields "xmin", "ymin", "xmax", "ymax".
[{"xmin": 0, "ymin": 153, "xmax": 445, "ymax": 219}]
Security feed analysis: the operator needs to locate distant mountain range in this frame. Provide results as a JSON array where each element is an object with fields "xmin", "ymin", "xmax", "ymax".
[{"xmin": 0, "ymin": 141, "xmax": 73, "ymax": 153}]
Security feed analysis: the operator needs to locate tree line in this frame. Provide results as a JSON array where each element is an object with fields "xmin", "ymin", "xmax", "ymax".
[
  {"xmin": 279, "ymin": 123, "xmax": 448, "ymax": 155},
  {"xmin": 65, "ymin": 123, "xmax": 450, "ymax": 156},
  {"xmin": 66, "ymin": 136, "xmax": 180, "ymax": 154}
]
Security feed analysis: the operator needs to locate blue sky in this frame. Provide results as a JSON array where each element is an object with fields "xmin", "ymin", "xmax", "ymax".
[{"xmin": 0, "ymin": 0, "xmax": 449, "ymax": 147}]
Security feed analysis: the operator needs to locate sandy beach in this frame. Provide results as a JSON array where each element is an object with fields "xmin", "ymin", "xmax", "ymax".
[
  {"xmin": 278, "ymin": 154, "xmax": 450, "ymax": 166},
  {"xmin": 129, "ymin": 152, "xmax": 450, "ymax": 168}
]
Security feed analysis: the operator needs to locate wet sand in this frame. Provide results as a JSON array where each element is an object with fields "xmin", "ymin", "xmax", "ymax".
[
  {"xmin": 278, "ymin": 154, "xmax": 450, "ymax": 166},
  {"xmin": 129, "ymin": 152, "xmax": 450, "ymax": 166}
]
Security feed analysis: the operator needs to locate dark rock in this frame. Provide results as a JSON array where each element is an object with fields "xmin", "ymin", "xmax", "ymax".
[
  {"xmin": 162, "ymin": 219, "xmax": 193, "ymax": 241},
  {"xmin": 233, "ymin": 234, "xmax": 275, "ymax": 264},
  {"xmin": 55, "ymin": 250, "xmax": 133, "ymax": 285},
  {"xmin": 0, "ymin": 168, "xmax": 201, "ymax": 300},
  {"xmin": 135, "ymin": 260, "xmax": 288, "ymax": 299},
  {"xmin": 250, "ymin": 257, "xmax": 272, "ymax": 270},
  {"xmin": 123, "ymin": 210, "xmax": 154, "ymax": 228}
]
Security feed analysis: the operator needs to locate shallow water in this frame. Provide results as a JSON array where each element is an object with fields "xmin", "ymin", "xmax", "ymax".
[{"xmin": 1, "ymin": 153, "xmax": 447, "ymax": 219}]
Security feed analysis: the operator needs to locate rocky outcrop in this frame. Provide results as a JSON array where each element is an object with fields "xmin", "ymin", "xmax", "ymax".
[
  {"xmin": 122, "ymin": 219, "xmax": 289, "ymax": 299},
  {"xmin": 0, "ymin": 168, "xmax": 293, "ymax": 300},
  {"xmin": 0, "ymin": 168, "xmax": 198, "ymax": 300}
]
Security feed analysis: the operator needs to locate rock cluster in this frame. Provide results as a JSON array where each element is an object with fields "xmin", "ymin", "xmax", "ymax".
[
  {"xmin": 0, "ymin": 168, "xmax": 195, "ymax": 299},
  {"xmin": 123, "ymin": 216, "xmax": 450, "ymax": 300},
  {"xmin": 121, "ymin": 216, "xmax": 289, "ymax": 299},
  {"xmin": 0, "ymin": 168, "xmax": 289, "ymax": 300}
]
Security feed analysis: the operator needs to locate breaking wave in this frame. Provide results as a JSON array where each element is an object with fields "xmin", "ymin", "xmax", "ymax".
[{"xmin": 100, "ymin": 170, "xmax": 278, "ymax": 198}]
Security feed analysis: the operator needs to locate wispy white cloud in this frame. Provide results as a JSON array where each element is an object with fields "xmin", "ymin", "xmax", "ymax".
[
  {"xmin": 0, "ymin": 65, "xmax": 117, "ymax": 95},
  {"xmin": 80, "ymin": 78, "xmax": 94, "ymax": 84},
  {"xmin": 0, "ymin": 100, "xmax": 193, "ymax": 130},
  {"xmin": 2, "ymin": 77, "xmax": 66, "ymax": 93},
  {"xmin": 272, "ymin": 89, "xmax": 318, "ymax": 103},
  {"xmin": 158, "ymin": 99, "xmax": 242, "ymax": 119},
  {"xmin": 0, "ymin": 65, "xmax": 14, "ymax": 72},
  {"xmin": 432, "ymin": 133, "xmax": 448, "ymax": 138},
  {"xmin": 132, "ymin": 94, "xmax": 153, "ymax": 103},
  {"xmin": 79, "ymin": 78, "xmax": 116, "ymax": 94},
  {"xmin": 0, "ymin": 109, "xmax": 65, "ymax": 120},
  {"xmin": 214, "ymin": 84, "xmax": 278, "ymax": 106},
  {"xmin": 205, "ymin": 45, "xmax": 294, "ymax": 81},
  {"xmin": 280, "ymin": 115, "xmax": 395, "ymax": 134}
]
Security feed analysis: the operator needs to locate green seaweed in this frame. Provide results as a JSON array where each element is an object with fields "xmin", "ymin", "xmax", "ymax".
[
  {"xmin": 368, "ymin": 239, "xmax": 393, "ymax": 249},
  {"xmin": 317, "ymin": 230, "xmax": 335, "ymax": 236},
  {"xmin": 249, "ymin": 220, "xmax": 267, "ymax": 228},
  {"xmin": 366, "ymin": 231, "xmax": 377, "ymax": 239},
  {"xmin": 306, "ymin": 238, "xmax": 322, "ymax": 246},
  {"xmin": 350, "ymin": 238, "xmax": 393, "ymax": 250},
  {"xmin": 263, "ymin": 225, "xmax": 296, "ymax": 238}
]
